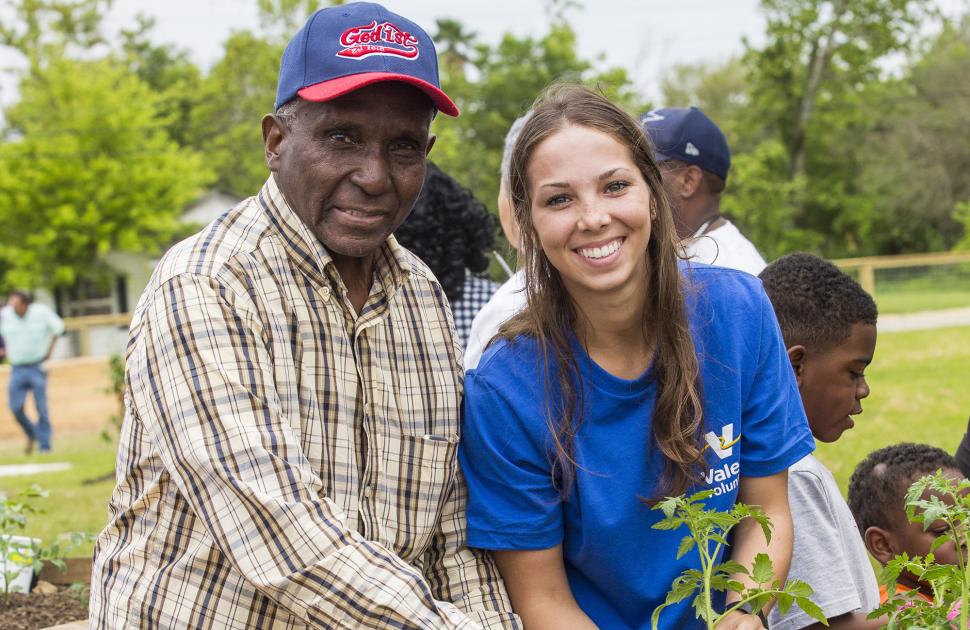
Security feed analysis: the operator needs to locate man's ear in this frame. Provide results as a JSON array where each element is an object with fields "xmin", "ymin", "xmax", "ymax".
[
  {"xmin": 425, "ymin": 133, "xmax": 436, "ymax": 157},
  {"xmin": 262, "ymin": 113, "xmax": 285, "ymax": 172},
  {"xmin": 865, "ymin": 525, "xmax": 897, "ymax": 565},
  {"xmin": 787, "ymin": 345, "xmax": 807, "ymax": 386},
  {"xmin": 680, "ymin": 165, "xmax": 703, "ymax": 198}
]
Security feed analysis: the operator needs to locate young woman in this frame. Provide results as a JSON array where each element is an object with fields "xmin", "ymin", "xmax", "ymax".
[{"xmin": 459, "ymin": 85, "xmax": 815, "ymax": 630}]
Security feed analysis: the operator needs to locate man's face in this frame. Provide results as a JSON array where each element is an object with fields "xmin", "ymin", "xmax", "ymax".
[
  {"xmin": 798, "ymin": 323, "xmax": 877, "ymax": 443},
  {"xmin": 264, "ymin": 82, "xmax": 435, "ymax": 263},
  {"xmin": 8, "ymin": 294, "xmax": 27, "ymax": 317}
]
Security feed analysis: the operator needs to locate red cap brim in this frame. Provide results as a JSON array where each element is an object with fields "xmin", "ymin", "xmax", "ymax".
[{"xmin": 298, "ymin": 72, "xmax": 459, "ymax": 117}]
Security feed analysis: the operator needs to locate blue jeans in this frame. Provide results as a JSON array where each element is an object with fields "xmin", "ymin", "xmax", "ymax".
[{"xmin": 8, "ymin": 364, "xmax": 51, "ymax": 451}]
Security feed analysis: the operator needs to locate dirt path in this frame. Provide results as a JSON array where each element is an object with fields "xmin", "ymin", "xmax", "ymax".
[
  {"xmin": 879, "ymin": 306, "xmax": 970, "ymax": 333},
  {"xmin": 0, "ymin": 357, "xmax": 117, "ymax": 444}
]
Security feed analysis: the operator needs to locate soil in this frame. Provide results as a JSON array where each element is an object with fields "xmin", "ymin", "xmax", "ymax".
[{"xmin": 0, "ymin": 586, "xmax": 88, "ymax": 629}]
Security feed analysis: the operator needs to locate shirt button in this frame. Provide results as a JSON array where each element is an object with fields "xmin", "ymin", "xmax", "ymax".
[
  {"xmin": 363, "ymin": 484, "xmax": 375, "ymax": 498},
  {"xmin": 319, "ymin": 286, "xmax": 331, "ymax": 301}
]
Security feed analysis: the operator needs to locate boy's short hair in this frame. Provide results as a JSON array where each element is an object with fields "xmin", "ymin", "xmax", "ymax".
[
  {"xmin": 847, "ymin": 443, "xmax": 959, "ymax": 536},
  {"xmin": 759, "ymin": 253, "xmax": 877, "ymax": 352}
]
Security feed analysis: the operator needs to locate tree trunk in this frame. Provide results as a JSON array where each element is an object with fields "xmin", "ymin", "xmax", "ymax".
[{"xmin": 788, "ymin": 0, "xmax": 848, "ymax": 180}]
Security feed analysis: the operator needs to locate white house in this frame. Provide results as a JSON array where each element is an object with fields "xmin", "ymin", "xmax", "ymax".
[{"xmin": 44, "ymin": 190, "xmax": 241, "ymax": 358}]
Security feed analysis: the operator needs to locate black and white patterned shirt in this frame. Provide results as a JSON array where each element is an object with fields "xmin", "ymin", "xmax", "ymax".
[{"xmin": 452, "ymin": 273, "xmax": 499, "ymax": 349}]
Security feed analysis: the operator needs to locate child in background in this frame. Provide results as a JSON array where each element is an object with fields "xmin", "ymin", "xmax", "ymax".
[
  {"xmin": 760, "ymin": 253, "xmax": 882, "ymax": 630},
  {"xmin": 848, "ymin": 443, "xmax": 964, "ymax": 603}
]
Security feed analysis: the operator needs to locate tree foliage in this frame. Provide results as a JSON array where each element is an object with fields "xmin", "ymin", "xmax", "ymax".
[
  {"xmin": 187, "ymin": 31, "xmax": 281, "ymax": 198},
  {"xmin": 0, "ymin": 55, "xmax": 211, "ymax": 288},
  {"xmin": 431, "ymin": 22, "xmax": 641, "ymax": 230}
]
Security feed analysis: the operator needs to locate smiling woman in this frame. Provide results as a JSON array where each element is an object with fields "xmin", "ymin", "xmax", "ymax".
[{"xmin": 458, "ymin": 84, "xmax": 815, "ymax": 630}]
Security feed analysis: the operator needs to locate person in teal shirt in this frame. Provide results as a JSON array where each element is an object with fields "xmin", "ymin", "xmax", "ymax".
[{"xmin": 0, "ymin": 291, "xmax": 64, "ymax": 453}]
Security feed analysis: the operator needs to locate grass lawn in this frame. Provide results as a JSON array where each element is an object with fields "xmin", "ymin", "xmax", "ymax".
[
  {"xmin": 2, "ymin": 325, "xmax": 968, "ymax": 559},
  {"xmin": 870, "ymin": 264, "xmax": 970, "ymax": 314},
  {"xmin": 0, "ymin": 432, "xmax": 117, "ymax": 557},
  {"xmin": 876, "ymin": 288, "xmax": 970, "ymax": 314},
  {"xmin": 816, "ymin": 325, "xmax": 970, "ymax": 493}
]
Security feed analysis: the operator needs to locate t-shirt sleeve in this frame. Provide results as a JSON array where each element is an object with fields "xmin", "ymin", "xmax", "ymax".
[
  {"xmin": 767, "ymin": 467, "xmax": 869, "ymax": 630},
  {"xmin": 739, "ymin": 287, "xmax": 815, "ymax": 477},
  {"xmin": 459, "ymin": 354, "xmax": 564, "ymax": 551}
]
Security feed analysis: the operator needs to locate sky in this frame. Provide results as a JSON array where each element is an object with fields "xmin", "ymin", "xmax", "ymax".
[
  {"xmin": 99, "ymin": 0, "xmax": 768, "ymax": 99},
  {"xmin": 2, "ymin": 0, "xmax": 968, "ymax": 108}
]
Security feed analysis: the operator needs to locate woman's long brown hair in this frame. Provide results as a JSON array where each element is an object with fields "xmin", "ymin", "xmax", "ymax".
[{"xmin": 499, "ymin": 84, "xmax": 706, "ymax": 499}]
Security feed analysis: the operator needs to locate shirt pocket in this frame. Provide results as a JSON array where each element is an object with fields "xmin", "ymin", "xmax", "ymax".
[{"xmin": 375, "ymin": 432, "xmax": 459, "ymax": 561}]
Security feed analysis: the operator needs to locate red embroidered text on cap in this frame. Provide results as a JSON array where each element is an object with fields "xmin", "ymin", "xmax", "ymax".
[{"xmin": 337, "ymin": 21, "xmax": 420, "ymax": 60}]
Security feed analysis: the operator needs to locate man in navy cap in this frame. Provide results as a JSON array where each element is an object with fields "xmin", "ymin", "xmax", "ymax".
[
  {"xmin": 641, "ymin": 107, "xmax": 767, "ymax": 275},
  {"xmin": 91, "ymin": 3, "xmax": 519, "ymax": 628}
]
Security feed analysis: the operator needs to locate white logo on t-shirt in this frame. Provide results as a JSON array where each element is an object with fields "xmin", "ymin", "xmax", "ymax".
[{"xmin": 704, "ymin": 423, "xmax": 739, "ymax": 460}]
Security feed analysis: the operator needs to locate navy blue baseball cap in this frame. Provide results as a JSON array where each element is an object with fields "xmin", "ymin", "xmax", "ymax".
[
  {"xmin": 275, "ymin": 2, "xmax": 458, "ymax": 116},
  {"xmin": 640, "ymin": 107, "xmax": 730, "ymax": 180}
]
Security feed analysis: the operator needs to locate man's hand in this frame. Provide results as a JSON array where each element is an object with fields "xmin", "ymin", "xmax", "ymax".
[{"xmin": 715, "ymin": 609, "xmax": 766, "ymax": 630}]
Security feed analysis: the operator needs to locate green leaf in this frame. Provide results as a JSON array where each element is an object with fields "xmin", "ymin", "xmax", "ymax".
[
  {"xmin": 751, "ymin": 552, "xmax": 774, "ymax": 585},
  {"xmin": 676, "ymin": 535, "xmax": 695, "ymax": 559},
  {"xmin": 794, "ymin": 596, "xmax": 828, "ymax": 624},
  {"xmin": 784, "ymin": 578, "xmax": 814, "ymax": 598},
  {"xmin": 776, "ymin": 591, "xmax": 794, "ymax": 615},
  {"xmin": 716, "ymin": 560, "xmax": 748, "ymax": 576}
]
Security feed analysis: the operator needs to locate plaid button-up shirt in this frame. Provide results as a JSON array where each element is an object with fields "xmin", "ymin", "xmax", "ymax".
[{"xmin": 90, "ymin": 177, "xmax": 519, "ymax": 629}]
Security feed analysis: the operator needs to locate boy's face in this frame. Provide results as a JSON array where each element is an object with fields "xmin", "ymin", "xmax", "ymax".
[
  {"xmin": 879, "ymin": 467, "xmax": 967, "ymax": 596},
  {"xmin": 893, "ymin": 469, "xmax": 965, "ymax": 566},
  {"xmin": 794, "ymin": 322, "xmax": 877, "ymax": 443}
]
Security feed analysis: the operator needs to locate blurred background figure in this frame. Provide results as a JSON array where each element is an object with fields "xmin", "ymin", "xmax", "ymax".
[
  {"xmin": 395, "ymin": 162, "xmax": 499, "ymax": 348},
  {"xmin": 464, "ymin": 112, "xmax": 531, "ymax": 370},
  {"xmin": 1, "ymin": 290, "xmax": 64, "ymax": 453},
  {"xmin": 641, "ymin": 107, "xmax": 767, "ymax": 276}
]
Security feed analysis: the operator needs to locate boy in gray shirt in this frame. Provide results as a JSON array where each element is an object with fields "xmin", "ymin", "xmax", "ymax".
[{"xmin": 760, "ymin": 254, "xmax": 883, "ymax": 630}]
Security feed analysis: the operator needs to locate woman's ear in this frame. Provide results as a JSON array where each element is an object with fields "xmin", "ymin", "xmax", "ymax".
[{"xmin": 864, "ymin": 525, "xmax": 897, "ymax": 565}]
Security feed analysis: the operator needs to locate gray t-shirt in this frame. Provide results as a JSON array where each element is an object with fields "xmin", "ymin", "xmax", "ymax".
[{"xmin": 767, "ymin": 455, "xmax": 880, "ymax": 629}]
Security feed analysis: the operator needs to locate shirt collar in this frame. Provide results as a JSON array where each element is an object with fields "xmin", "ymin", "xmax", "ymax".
[{"xmin": 256, "ymin": 175, "xmax": 412, "ymax": 297}]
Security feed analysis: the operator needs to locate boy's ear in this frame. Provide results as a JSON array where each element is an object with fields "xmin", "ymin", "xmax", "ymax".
[
  {"xmin": 787, "ymin": 345, "xmax": 807, "ymax": 386},
  {"xmin": 865, "ymin": 525, "xmax": 897, "ymax": 565}
]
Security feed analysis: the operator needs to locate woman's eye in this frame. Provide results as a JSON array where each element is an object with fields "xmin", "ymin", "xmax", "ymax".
[
  {"xmin": 546, "ymin": 194, "xmax": 570, "ymax": 207},
  {"xmin": 605, "ymin": 181, "xmax": 629, "ymax": 193}
]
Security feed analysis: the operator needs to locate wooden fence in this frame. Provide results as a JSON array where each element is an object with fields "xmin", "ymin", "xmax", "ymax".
[{"xmin": 832, "ymin": 251, "xmax": 970, "ymax": 299}]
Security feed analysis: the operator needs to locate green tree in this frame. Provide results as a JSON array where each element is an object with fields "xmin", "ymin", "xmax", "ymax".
[
  {"xmin": 738, "ymin": 0, "xmax": 938, "ymax": 257},
  {"xmin": 0, "ymin": 55, "xmax": 211, "ymax": 288},
  {"xmin": 659, "ymin": 57, "xmax": 749, "ymax": 151},
  {"xmin": 859, "ymin": 15, "xmax": 970, "ymax": 253},
  {"xmin": 432, "ymin": 22, "xmax": 640, "ymax": 230},
  {"xmin": 118, "ymin": 14, "xmax": 201, "ymax": 146},
  {"xmin": 188, "ymin": 31, "xmax": 281, "ymax": 198},
  {"xmin": 0, "ymin": 0, "xmax": 111, "ymax": 64}
]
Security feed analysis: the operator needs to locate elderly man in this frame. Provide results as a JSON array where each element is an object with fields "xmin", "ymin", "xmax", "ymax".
[
  {"xmin": 641, "ymin": 107, "xmax": 767, "ymax": 275},
  {"xmin": 90, "ymin": 4, "xmax": 519, "ymax": 629}
]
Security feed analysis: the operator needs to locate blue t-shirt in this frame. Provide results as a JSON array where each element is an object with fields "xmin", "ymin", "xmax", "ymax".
[{"xmin": 460, "ymin": 265, "xmax": 815, "ymax": 630}]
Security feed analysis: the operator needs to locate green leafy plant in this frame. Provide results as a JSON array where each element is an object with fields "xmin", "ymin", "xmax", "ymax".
[
  {"xmin": 651, "ymin": 490, "xmax": 827, "ymax": 629},
  {"xmin": 0, "ymin": 485, "xmax": 91, "ymax": 607},
  {"xmin": 869, "ymin": 471, "xmax": 970, "ymax": 629},
  {"xmin": 101, "ymin": 353, "xmax": 126, "ymax": 441}
]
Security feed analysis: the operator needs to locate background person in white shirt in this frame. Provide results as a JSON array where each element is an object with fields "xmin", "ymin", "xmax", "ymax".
[
  {"xmin": 0, "ymin": 290, "xmax": 64, "ymax": 453},
  {"xmin": 641, "ymin": 107, "xmax": 767, "ymax": 276},
  {"xmin": 464, "ymin": 113, "xmax": 531, "ymax": 370}
]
